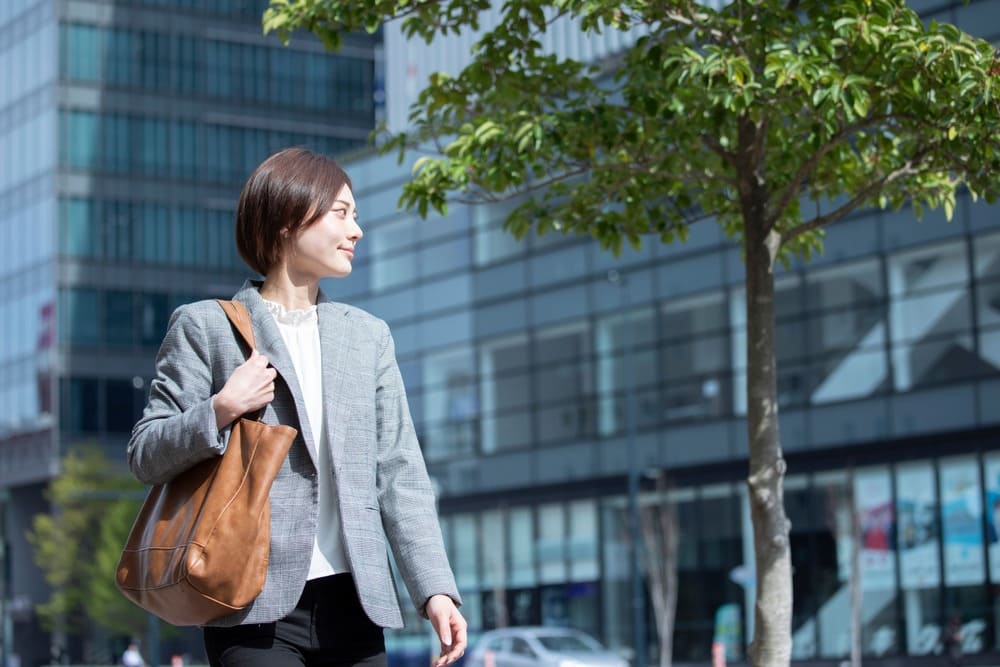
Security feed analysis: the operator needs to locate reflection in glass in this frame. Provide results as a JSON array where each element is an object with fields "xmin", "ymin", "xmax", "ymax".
[
  {"xmin": 421, "ymin": 346, "xmax": 477, "ymax": 460},
  {"xmin": 896, "ymin": 463, "xmax": 941, "ymax": 654},
  {"xmin": 940, "ymin": 456, "xmax": 989, "ymax": 652},
  {"xmin": 854, "ymin": 467, "xmax": 899, "ymax": 656},
  {"xmin": 662, "ymin": 293, "xmax": 729, "ymax": 420},
  {"xmin": 509, "ymin": 508, "xmax": 535, "ymax": 588},
  {"xmin": 798, "ymin": 472, "xmax": 849, "ymax": 659},
  {"xmin": 805, "ymin": 260, "xmax": 889, "ymax": 404},
  {"xmin": 595, "ymin": 307, "xmax": 657, "ymax": 436},
  {"xmin": 534, "ymin": 322, "xmax": 594, "ymax": 444},
  {"xmin": 480, "ymin": 334, "xmax": 531, "ymax": 453},
  {"xmin": 889, "ymin": 242, "xmax": 979, "ymax": 390},
  {"xmin": 538, "ymin": 503, "xmax": 567, "ymax": 584}
]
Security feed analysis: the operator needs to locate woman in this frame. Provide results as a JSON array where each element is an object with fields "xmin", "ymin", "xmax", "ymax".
[{"xmin": 128, "ymin": 147, "xmax": 466, "ymax": 666}]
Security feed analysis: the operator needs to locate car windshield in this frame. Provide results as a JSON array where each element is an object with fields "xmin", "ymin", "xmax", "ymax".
[{"xmin": 536, "ymin": 635, "xmax": 599, "ymax": 652}]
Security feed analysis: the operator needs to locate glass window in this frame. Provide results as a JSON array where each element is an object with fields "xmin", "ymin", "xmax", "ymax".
[
  {"xmin": 896, "ymin": 462, "xmax": 941, "ymax": 655},
  {"xmin": 139, "ymin": 205, "xmax": 170, "ymax": 264},
  {"xmin": 673, "ymin": 487, "xmax": 710, "ymax": 661},
  {"xmin": 805, "ymin": 260, "xmax": 889, "ymax": 404},
  {"xmin": 480, "ymin": 334, "xmax": 531, "ymax": 453},
  {"xmin": 600, "ymin": 497, "xmax": 632, "ymax": 654},
  {"xmin": 888, "ymin": 241, "xmax": 975, "ymax": 391},
  {"xmin": 139, "ymin": 292, "xmax": 169, "ymax": 346},
  {"xmin": 371, "ymin": 251, "xmax": 416, "ymax": 292},
  {"xmin": 60, "ymin": 377, "xmax": 98, "ymax": 433},
  {"xmin": 473, "ymin": 198, "xmax": 524, "ymax": 266},
  {"xmin": 510, "ymin": 638, "xmax": 535, "ymax": 658},
  {"xmin": 595, "ymin": 307, "xmax": 658, "ymax": 436},
  {"xmin": 172, "ymin": 208, "xmax": 199, "ymax": 265},
  {"xmin": 422, "ymin": 347, "xmax": 477, "ymax": 460},
  {"xmin": 451, "ymin": 514, "xmax": 479, "ymax": 592},
  {"xmin": 104, "ymin": 200, "xmax": 135, "ymax": 261},
  {"xmin": 105, "ymin": 290, "xmax": 134, "ymax": 346},
  {"xmin": 534, "ymin": 321, "xmax": 594, "ymax": 444},
  {"xmin": 568, "ymin": 500, "xmax": 598, "ymax": 581},
  {"xmin": 538, "ymin": 503, "xmax": 567, "ymax": 584},
  {"xmin": 940, "ymin": 455, "xmax": 987, "ymax": 645},
  {"xmin": 509, "ymin": 507, "xmax": 535, "ymax": 587},
  {"xmin": 480, "ymin": 510, "xmax": 505, "ymax": 590},
  {"xmin": 64, "ymin": 24, "xmax": 101, "ymax": 81},
  {"xmin": 662, "ymin": 293, "xmax": 730, "ymax": 421},
  {"xmin": 974, "ymin": 233, "xmax": 1000, "ymax": 377},
  {"xmin": 60, "ymin": 199, "xmax": 97, "ymax": 257},
  {"xmin": 59, "ymin": 288, "xmax": 100, "ymax": 345},
  {"xmin": 105, "ymin": 379, "xmax": 138, "ymax": 433},
  {"xmin": 854, "ymin": 466, "xmax": 899, "ymax": 656},
  {"xmin": 812, "ymin": 471, "xmax": 851, "ymax": 658},
  {"xmin": 63, "ymin": 111, "xmax": 99, "ymax": 168}
]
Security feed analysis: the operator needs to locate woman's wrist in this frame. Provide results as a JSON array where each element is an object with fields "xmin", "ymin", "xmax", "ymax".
[{"xmin": 211, "ymin": 392, "xmax": 241, "ymax": 430}]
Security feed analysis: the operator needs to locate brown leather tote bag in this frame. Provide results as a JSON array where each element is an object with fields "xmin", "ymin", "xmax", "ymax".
[{"xmin": 116, "ymin": 300, "xmax": 297, "ymax": 626}]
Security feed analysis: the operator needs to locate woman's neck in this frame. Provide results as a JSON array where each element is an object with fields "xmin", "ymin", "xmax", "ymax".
[{"xmin": 259, "ymin": 273, "xmax": 319, "ymax": 311}]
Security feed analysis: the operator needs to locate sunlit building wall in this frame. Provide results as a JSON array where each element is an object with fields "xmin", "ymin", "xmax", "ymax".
[
  {"xmin": 0, "ymin": 1, "xmax": 378, "ymax": 663},
  {"xmin": 353, "ymin": 0, "xmax": 1000, "ymax": 663}
]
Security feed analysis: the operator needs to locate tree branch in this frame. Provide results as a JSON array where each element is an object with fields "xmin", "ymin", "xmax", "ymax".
[
  {"xmin": 767, "ymin": 113, "xmax": 937, "ymax": 227},
  {"xmin": 780, "ymin": 153, "xmax": 939, "ymax": 246}
]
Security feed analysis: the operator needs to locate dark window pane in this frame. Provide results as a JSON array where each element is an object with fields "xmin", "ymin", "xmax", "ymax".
[
  {"xmin": 105, "ymin": 291, "xmax": 134, "ymax": 346},
  {"xmin": 105, "ymin": 379, "xmax": 138, "ymax": 433}
]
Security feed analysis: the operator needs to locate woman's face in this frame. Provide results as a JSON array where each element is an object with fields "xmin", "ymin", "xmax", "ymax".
[{"xmin": 283, "ymin": 184, "xmax": 362, "ymax": 281}]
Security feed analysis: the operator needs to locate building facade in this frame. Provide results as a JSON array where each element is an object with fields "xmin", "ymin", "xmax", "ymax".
[
  {"xmin": 0, "ymin": 1, "xmax": 377, "ymax": 663},
  {"xmin": 346, "ymin": 0, "xmax": 1000, "ymax": 664}
]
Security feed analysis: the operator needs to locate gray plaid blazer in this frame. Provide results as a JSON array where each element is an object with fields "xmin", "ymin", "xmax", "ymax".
[{"xmin": 127, "ymin": 280, "xmax": 461, "ymax": 628}]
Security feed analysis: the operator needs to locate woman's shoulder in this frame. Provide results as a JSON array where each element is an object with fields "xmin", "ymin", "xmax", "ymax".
[
  {"xmin": 326, "ymin": 301, "xmax": 387, "ymax": 329},
  {"xmin": 166, "ymin": 299, "xmax": 231, "ymax": 335}
]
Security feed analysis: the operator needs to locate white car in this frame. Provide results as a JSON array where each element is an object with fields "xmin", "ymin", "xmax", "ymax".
[{"xmin": 466, "ymin": 627, "xmax": 628, "ymax": 667}]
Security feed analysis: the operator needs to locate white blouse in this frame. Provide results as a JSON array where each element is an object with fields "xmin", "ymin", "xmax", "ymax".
[{"xmin": 263, "ymin": 298, "xmax": 349, "ymax": 578}]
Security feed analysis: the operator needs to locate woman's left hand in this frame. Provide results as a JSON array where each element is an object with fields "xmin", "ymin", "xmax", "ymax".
[{"xmin": 426, "ymin": 594, "xmax": 467, "ymax": 667}]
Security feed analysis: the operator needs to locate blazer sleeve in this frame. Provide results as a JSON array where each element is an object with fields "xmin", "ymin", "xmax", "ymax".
[
  {"xmin": 374, "ymin": 321, "xmax": 463, "ymax": 615},
  {"xmin": 127, "ymin": 305, "xmax": 230, "ymax": 485}
]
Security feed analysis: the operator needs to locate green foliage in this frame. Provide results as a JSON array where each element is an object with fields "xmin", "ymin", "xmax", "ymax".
[
  {"xmin": 27, "ymin": 446, "xmax": 148, "ymax": 639},
  {"xmin": 266, "ymin": 0, "xmax": 1000, "ymax": 263}
]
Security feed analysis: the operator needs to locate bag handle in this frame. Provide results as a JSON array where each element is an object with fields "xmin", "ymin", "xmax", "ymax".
[
  {"xmin": 216, "ymin": 300, "xmax": 266, "ymax": 422},
  {"xmin": 216, "ymin": 300, "xmax": 256, "ymax": 355}
]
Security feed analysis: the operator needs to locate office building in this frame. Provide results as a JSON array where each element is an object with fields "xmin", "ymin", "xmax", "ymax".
[
  {"xmin": 348, "ymin": 0, "xmax": 1000, "ymax": 663},
  {"xmin": 0, "ymin": 0, "xmax": 377, "ymax": 663}
]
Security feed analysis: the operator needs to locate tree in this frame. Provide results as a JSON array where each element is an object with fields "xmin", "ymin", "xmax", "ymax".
[
  {"xmin": 639, "ymin": 473, "xmax": 678, "ymax": 667},
  {"xmin": 27, "ymin": 447, "xmax": 148, "ymax": 646},
  {"xmin": 264, "ymin": 0, "xmax": 1000, "ymax": 664}
]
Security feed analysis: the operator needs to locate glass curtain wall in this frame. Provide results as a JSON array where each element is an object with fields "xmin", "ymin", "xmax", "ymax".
[{"xmin": 428, "ymin": 451, "xmax": 1000, "ymax": 663}]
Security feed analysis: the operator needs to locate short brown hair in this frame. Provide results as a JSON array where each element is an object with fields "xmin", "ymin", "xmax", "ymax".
[{"xmin": 235, "ymin": 147, "xmax": 353, "ymax": 275}]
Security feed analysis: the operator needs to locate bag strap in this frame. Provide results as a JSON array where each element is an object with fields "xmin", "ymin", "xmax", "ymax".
[
  {"xmin": 216, "ymin": 300, "xmax": 256, "ymax": 358},
  {"xmin": 216, "ymin": 300, "xmax": 265, "ymax": 422}
]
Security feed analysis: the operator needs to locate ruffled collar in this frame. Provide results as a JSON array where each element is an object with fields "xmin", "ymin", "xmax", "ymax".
[{"xmin": 262, "ymin": 298, "xmax": 318, "ymax": 327}]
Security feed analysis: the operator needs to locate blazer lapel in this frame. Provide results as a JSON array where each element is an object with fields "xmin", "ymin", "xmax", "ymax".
[
  {"xmin": 233, "ymin": 280, "xmax": 320, "ymax": 468},
  {"xmin": 317, "ymin": 293, "xmax": 354, "ymax": 472}
]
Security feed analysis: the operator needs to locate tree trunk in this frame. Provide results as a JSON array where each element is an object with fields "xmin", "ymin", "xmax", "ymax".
[
  {"xmin": 639, "ymin": 475, "xmax": 678, "ymax": 667},
  {"xmin": 848, "ymin": 466, "xmax": 862, "ymax": 667},
  {"xmin": 743, "ymin": 200, "xmax": 792, "ymax": 667}
]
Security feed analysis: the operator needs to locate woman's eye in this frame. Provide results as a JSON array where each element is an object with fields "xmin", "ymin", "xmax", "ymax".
[{"xmin": 332, "ymin": 209, "xmax": 348, "ymax": 217}]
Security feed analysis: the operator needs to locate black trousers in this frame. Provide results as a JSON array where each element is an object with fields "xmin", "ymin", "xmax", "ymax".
[{"xmin": 204, "ymin": 574, "xmax": 387, "ymax": 667}]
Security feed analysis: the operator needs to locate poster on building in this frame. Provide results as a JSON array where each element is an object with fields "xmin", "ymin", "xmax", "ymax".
[
  {"xmin": 855, "ymin": 467, "xmax": 896, "ymax": 591},
  {"xmin": 896, "ymin": 463, "xmax": 940, "ymax": 589},
  {"xmin": 984, "ymin": 453, "xmax": 1000, "ymax": 581},
  {"xmin": 940, "ymin": 456, "xmax": 985, "ymax": 586}
]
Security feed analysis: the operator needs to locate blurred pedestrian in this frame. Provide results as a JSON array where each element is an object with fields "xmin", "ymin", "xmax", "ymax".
[
  {"xmin": 122, "ymin": 642, "xmax": 145, "ymax": 667},
  {"xmin": 942, "ymin": 613, "xmax": 963, "ymax": 667},
  {"xmin": 128, "ymin": 148, "xmax": 466, "ymax": 667}
]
